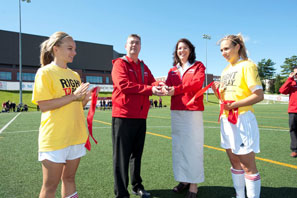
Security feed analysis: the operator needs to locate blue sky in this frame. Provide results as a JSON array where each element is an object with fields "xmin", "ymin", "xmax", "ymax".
[{"xmin": 1, "ymin": 0, "xmax": 297, "ymax": 78}]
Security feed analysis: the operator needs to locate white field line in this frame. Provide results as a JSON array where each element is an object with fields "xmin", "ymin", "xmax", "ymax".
[
  {"xmin": 0, "ymin": 113, "xmax": 21, "ymax": 134},
  {"xmin": 149, "ymin": 125, "xmax": 288, "ymax": 132},
  {"xmin": 6, "ymin": 129, "xmax": 39, "ymax": 134},
  {"xmin": 2, "ymin": 125, "xmax": 287, "ymax": 135}
]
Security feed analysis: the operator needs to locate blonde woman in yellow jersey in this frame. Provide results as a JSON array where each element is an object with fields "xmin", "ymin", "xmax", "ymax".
[
  {"xmin": 211, "ymin": 34, "xmax": 264, "ymax": 198},
  {"xmin": 32, "ymin": 32, "xmax": 95, "ymax": 198}
]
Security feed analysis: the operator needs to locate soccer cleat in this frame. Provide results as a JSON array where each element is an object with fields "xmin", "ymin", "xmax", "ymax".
[{"xmin": 132, "ymin": 188, "xmax": 151, "ymax": 198}]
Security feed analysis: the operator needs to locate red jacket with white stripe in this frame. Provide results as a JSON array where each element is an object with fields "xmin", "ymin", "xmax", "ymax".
[
  {"xmin": 165, "ymin": 61, "xmax": 205, "ymax": 111},
  {"xmin": 279, "ymin": 77, "xmax": 297, "ymax": 113},
  {"xmin": 111, "ymin": 56, "xmax": 157, "ymax": 119}
]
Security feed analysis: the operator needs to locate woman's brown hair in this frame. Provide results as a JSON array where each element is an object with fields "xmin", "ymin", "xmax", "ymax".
[{"xmin": 173, "ymin": 38, "xmax": 196, "ymax": 66}]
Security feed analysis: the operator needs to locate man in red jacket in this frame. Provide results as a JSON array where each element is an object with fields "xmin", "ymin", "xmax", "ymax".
[
  {"xmin": 279, "ymin": 66, "xmax": 297, "ymax": 158},
  {"xmin": 111, "ymin": 34, "xmax": 163, "ymax": 198}
]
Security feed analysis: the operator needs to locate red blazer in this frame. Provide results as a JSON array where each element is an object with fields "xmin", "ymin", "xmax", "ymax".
[
  {"xmin": 111, "ymin": 56, "xmax": 157, "ymax": 119},
  {"xmin": 279, "ymin": 77, "xmax": 297, "ymax": 113},
  {"xmin": 166, "ymin": 61, "xmax": 205, "ymax": 111}
]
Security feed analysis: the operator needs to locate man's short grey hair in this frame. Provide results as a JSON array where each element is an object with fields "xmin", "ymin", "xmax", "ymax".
[{"xmin": 127, "ymin": 34, "xmax": 141, "ymax": 42}]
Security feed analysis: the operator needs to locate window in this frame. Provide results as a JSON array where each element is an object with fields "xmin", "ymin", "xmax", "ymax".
[
  {"xmin": 17, "ymin": 73, "xmax": 36, "ymax": 81},
  {"xmin": 106, "ymin": 76, "xmax": 109, "ymax": 84},
  {"xmin": 86, "ymin": 76, "xmax": 103, "ymax": 84},
  {"xmin": 0, "ymin": 72, "xmax": 12, "ymax": 80}
]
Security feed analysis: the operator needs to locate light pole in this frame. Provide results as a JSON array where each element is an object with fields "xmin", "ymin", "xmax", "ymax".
[
  {"xmin": 202, "ymin": 34, "xmax": 211, "ymax": 102},
  {"xmin": 19, "ymin": 0, "xmax": 31, "ymax": 105}
]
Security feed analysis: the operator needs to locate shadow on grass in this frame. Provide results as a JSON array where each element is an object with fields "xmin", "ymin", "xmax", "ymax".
[{"xmin": 147, "ymin": 186, "xmax": 297, "ymax": 198}]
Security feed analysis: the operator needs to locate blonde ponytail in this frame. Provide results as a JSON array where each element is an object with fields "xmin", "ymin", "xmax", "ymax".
[
  {"xmin": 40, "ymin": 40, "xmax": 53, "ymax": 66},
  {"xmin": 236, "ymin": 34, "xmax": 248, "ymax": 60},
  {"xmin": 39, "ymin": 31, "xmax": 71, "ymax": 67}
]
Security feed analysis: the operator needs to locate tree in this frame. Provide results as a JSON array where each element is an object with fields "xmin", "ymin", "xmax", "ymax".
[
  {"xmin": 274, "ymin": 74, "xmax": 285, "ymax": 94},
  {"xmin": 257, "ymin": 58, "xmax": 276, "ymax": 80},
  {"xmin": 268, "ymin": 80, "xmax": 275, "ymax": 93},
  {"xmin": 280, "ymin": 55, "xmax": 297, "ymax": 76}
]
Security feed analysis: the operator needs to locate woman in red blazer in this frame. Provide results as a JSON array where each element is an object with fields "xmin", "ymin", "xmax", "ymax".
[{"xmin": 165, "ymin": 38, "xmax": 205, "ymax": 198}]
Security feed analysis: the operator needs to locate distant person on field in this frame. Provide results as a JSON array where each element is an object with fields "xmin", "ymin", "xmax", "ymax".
[
  {"xmin": 150, "ymin": 99, "xmax": 153, "ymax": 108},
  {"xmin": 158, "ymin": 97, "xmax": 162, "ymax": 108},
  {"xmin": 17, "ymin": 104, "xmax": 21, "ymax": 112},
  {"xmin": 111, "ymin": 34, "xmax": 164, "ymax": 198},
  {"xmin": 164, "ymin": 38, "xmax": 205, "ymax": 198},
  {"xmin": 211, "ymin": 34, "xmax": 263, "ymax": 198},
  {"xmin": 108, "ymin": 100, "xmax": 112, "ymax": 109},
  {"xmin": 32, "ymin": 31, "xmax": 98, "ymax": 198},
  {"xmin": 154, "ymin": 99, "xmax": 158, "ymax": 108},
  {"xmin": 2, "ymin": 102, "xmax": 6, "ymax": 112},
  {"xmin": 11, "ymin": 101, "xmax": 16, "ymax": 112},
  {"xmin": 279, "ymin": 66, "xmax": 297, "ymax": 158},
  {"xmin": 103, "ymin": 100, "xmax": 106, "ymax": 110},
  {"xmin": 5, "ymin": 100, "xmax": 10, "ymax": 112},
  {"xmin": 23, "ymin": 104, "xmax": 28, "ymax": 112}
]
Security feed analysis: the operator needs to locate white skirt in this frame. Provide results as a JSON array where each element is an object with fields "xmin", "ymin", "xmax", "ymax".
[{"xmin": 171, "ymin": 110, "xmax": 204, "ymax": 183}]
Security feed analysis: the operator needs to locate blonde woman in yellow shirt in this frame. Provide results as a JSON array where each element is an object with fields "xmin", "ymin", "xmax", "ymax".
[
  {"xmin": 212, "ymin": 34, "xmax": 263, "ymax": 198},
  {"xmin": 32, "ymin": 32, "xmax": 94, "ymax": 198}
]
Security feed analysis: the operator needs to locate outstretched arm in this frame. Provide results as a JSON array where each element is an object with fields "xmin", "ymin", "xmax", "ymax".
[{"xmin": 211, "ymin": 81, "xmax": 220, "ymax": 99}]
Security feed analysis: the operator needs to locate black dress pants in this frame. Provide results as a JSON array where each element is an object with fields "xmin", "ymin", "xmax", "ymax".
[
  {"xmin": 112, "ymin": 117, "xmax": 146, "ymax": 198},
  {"xmin": 289, "ymin": 113, "xmax": 297, "ymax": 152}
]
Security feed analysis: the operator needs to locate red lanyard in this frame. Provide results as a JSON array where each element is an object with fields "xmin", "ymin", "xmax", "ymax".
[
  {"xmin": 85, "ymin": 87, "xmax": 98, "ymax": 151},
  {"xmin": 186, "ymin": 81, "xmax": 214, "ymax": 107},
  {"xmin": 216, "ymin": 88, "xmax": 238, "ymax": 124}
]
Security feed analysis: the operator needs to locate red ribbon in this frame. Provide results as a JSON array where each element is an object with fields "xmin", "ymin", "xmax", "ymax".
[
  {"xmin": 85, "ymin": 87, "xmax": 99, "ymax": 151},
  {"xmin": 216, "ymin": 88, "xmax": 238, "ymax": 124},
  {"xmin": 186, "ymin": 81, "xmax": 214, "ymax": 107}
]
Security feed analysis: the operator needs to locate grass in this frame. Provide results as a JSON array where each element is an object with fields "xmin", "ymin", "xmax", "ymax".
[{"xmin": 0, "ymin": 94, "xmax": 296, "ymax": 198}]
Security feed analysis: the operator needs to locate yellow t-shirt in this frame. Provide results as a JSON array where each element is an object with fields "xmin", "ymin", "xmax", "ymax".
[
  {"xmin": 32, "ymin": 63, "xmax": 88, "ymax": 152},
  {"xmin": 219, "ymin": 60, "xmax": 262, "ymax": 116}
]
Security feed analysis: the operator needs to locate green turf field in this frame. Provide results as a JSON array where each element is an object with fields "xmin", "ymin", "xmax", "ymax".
[{"xmin": 0, "ymin": 102, "xmax": 296, "ymax": 198}]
